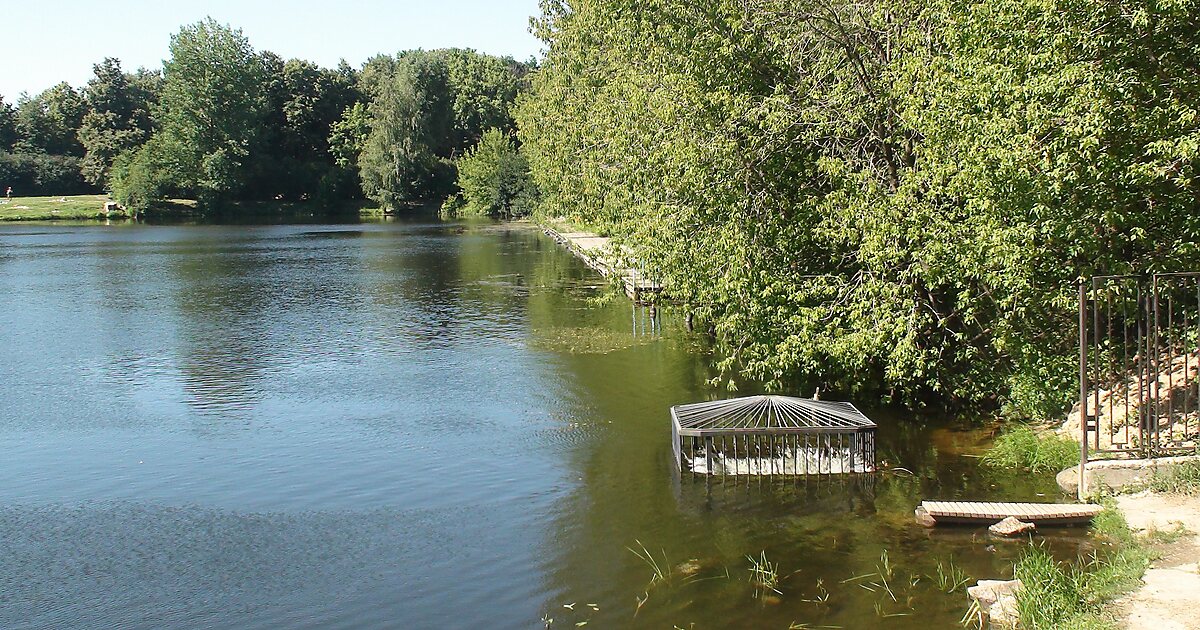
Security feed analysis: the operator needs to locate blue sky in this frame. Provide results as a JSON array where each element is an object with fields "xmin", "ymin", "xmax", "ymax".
[{"xmin": 1, "ymin": 0, "xmax": 544, "ymax": 100}]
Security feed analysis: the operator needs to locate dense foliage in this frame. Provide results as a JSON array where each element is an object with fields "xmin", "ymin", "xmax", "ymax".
[
  {"xmin": 3, "ymin": 20, "xmax": 530, "ymax": 210},
  {"xmin": 446, "ymin": 128, "xmax": 537, "ymax": 217},
  {"xmin": 6, "ymin": 6, "xmax": 1197, "ymax": 415},
  {"xmin": 356, "ymin": 49, "xmax": 530, "ymax": 209},
  {"xmin": 1, "ymin": 82, "xmax": 93, "ymax": 195},
  {"xmin": 517, "ymin": 0, "xmax": 1200, "ymax": 414},
  {"xmin": 78, "ymin": 59, "xmax": 158, "ymax": 188}
]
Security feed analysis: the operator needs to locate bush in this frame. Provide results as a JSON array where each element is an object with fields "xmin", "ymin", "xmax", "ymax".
[
  {"xmin": 109, "ymin": 143, "xmax": 172, "ymax": 210},
  {"xmin": 451, "ymin": 128, "xmax": 537, "ymax": 218}
]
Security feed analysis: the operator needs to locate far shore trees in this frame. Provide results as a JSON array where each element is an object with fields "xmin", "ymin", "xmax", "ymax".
[
  {"xmin": 112, "ymin": 19, "xmax": 267, "ymax": 208},
  {"xmin": 447, "ymin": 128, "xmax": 536, "ymax": 217},
  {"xmin": 355, "ymin": 49, "xmax": 530, "ymax": 210},
  {"xmin": 93, "ymin": 20, "xmax": 531, "ymax": 212},
  {"xmin": 78, "ymin": 58, "xmax": 158, "ymax": 189}
]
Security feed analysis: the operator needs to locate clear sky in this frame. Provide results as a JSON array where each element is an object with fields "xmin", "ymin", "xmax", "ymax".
[{"xmin": 0, "ymin": 0, "xmax": 544, "ymax": 100}]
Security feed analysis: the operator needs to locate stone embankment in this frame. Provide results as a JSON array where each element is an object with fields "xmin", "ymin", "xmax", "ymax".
[{"xmin": 1056, "ymin": 455, "xmax": 1200, "ymax": 495}]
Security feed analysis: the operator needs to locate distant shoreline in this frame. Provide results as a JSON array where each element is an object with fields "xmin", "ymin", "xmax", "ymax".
[{"xmin": 0, "ymin": 195, "xmax": 410, "ymax": 223}]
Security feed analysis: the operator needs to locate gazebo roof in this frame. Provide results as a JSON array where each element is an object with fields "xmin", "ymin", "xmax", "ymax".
[{"xmin": 670, "ymin": 395, "xmax": 876, "ymax": 435}]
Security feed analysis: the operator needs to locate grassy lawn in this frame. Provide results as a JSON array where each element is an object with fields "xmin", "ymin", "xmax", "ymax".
[
  {"xmin": 0, "ymin": 195, "xmax": 126, "ymax": 221},
  {"xmin": 0, "ymin": 195, "xmax": 421, "ymax": 222}
]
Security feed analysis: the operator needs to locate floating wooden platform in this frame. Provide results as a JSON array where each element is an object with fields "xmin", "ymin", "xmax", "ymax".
[{"xmin": 915, "ymin": 501, "xmax": 1103, "ymax": 527}]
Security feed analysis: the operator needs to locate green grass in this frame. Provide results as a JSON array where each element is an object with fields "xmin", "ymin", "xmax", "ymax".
[
  {"xmin": 0, "ymin": 194, "xmax": 395, "ymax": 222},
  {"xmin": 982, "ymin": 426, "xmax": 1080, "ymax": 473},
  {"xmin": 1144, "ymin": 459, "xmax": 1200, "ymax": 495},
  {"xmin": 628, "ymin": 540, "xmax": 670, "ymax": 586},
  {"xmin": 1010, "ymin": 504, "xmax": 1151, "ymax": 629},
  {"xmin": 0, "ymin": 195, "xmax": 125, "ymax": 221},
  {"xmin": 929, "ymin": 558, "xmax": 971, "ymax": 593}
]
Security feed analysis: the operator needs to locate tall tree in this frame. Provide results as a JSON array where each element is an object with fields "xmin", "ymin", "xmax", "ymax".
[
  {"xmin": 120, "ymin": 18, "xmax": 267, "ymax": 207},
  {"xmin": 14, "ymin": 82, "xmax": 87, "ymax": 156},
  {"xmin": 78, "ymin": 58, "xmax": 157, "ymax": 188},
  {"xmin": 251, "ymin": 56, "xmax": 359, "ymax": 199},
  {"xmin": 441, "ymin": 49, "xmax": 525, "ymax": 153},
  {"xmin": 358, "ymin": 51, "xmax": 455, "ymax": 208},
  {"xmin": 0, "ymin": 96, "xmax": 17, "ymax": 150}
]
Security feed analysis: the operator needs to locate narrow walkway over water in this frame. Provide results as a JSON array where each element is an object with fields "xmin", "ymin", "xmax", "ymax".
[{"xmin": 541, "ymin": 222, "xmax": 662, "ymax": 302}]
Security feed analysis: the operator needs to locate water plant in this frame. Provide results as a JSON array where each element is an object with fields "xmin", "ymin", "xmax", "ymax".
[
  {"xmin": 839, "ymin": 549, "xmax": 926, "ymax": 618},
  {"xmin": 798, "ymin": 578, "xmax": 830, "ymax": 604},
  {"xmin": 982, "ymin": 426, "xmax": 1079, "ymax": 473},
  {"xmin": 930, "ymin": 558, "xmax": 972, "ymax": 593},
  {"xmin": 747, "ymin": 550, "xmax": 781, "ymax": 595},
  {"xmin": 628, "ymin": 540, "xmax": 670, "ymax": 586}
]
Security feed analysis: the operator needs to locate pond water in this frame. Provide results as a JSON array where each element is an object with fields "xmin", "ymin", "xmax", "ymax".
[{"xmin": 0, "ymin": 218, "xmax": 1076, "ymax": 629}]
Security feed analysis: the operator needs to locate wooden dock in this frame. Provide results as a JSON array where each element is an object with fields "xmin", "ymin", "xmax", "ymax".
[
  {"xmin": 915, "ymin": 501, "xmax": 1103, "ymax": 526},
  {"xmin": 542, "ymin": 224, "xmax": 662, "ymax": 302}
]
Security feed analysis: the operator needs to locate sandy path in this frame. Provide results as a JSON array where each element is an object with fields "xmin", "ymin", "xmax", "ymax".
[{"xmin": 1115, "ymin": 492, "xmax": 1200, "ymax": 630}]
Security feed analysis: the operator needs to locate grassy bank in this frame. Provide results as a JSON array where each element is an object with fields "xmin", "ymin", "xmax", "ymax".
[
  {"xmin": 1010, "ymin": 504, "xmax": 1150, "ymax": 629},
  {"xmin": 982, "ymin": 425, "xmax": 1079, "ymax": 473},
  {"xmin": 0, "ymin": 195, "xmax": 394, "ymax": 223},
  {"xmin": 978, "ymin": 428, "xmax": 1200, "ymax": 629},
  {"xmin": 978, "ymin": 426, "xmax": 1147, "ymax": 628},
  {"xmin": 0, "ymin": 195, "xmax": 127, "ymax": 221}
]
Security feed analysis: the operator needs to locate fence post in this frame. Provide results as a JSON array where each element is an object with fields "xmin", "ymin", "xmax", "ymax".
[{"xmin": 1079, "ymin": 280, "xmax": 1089, "ymax": 500}]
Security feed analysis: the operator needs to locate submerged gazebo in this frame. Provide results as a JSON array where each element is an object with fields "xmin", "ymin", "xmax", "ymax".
[{"xmin": 671, "ymin": 395, "xmax": 877, "ymax": 476}]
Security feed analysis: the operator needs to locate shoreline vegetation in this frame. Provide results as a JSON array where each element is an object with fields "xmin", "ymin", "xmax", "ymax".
[
  {"xmin": 980, "ymin": 423, "xmax": 1200, "ymax": 629},
  {"xmin": 1009, "ymin": 501, "xmax": 1151, "ymax": 630}
]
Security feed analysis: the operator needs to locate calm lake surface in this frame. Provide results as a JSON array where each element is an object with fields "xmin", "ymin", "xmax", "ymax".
[{"xmin": 0, "ymin": 218, "xmax": 1073, "ymax": 629}]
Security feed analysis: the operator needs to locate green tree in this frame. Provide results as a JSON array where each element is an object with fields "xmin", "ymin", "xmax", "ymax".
[
  {"xmin": 329, "ymin": 102, "xmax": 371, "ymax": 169},
  {"xmin": 15, "ymin": 82, "xmax": 87, "ymax": 156},
  {"xmin": 0, "ymin": 151, "xmax": 90, "ymax": 195},
  {"xmin": 441, "ymin": 49, "xmax": 525, "ymax": 153},
  {"xmin": 114, "ymin": 18, "xmax": 267, "ymax": 208},
  {"xmin": 78, "ymin": 58, "xmax": 158, "ymax": 188},
  {"xmin": 452, "ymin": 128, "xmax": 537, "ymax": 217},
  {"xmin": 357, "ymin": 54, "xmax": 400, "ymax": 100},
  {"xmin": 0, "ymin": 96, "xmax": 17, "ymax": 150},
  {"xmin": 358, "ymin": 51, "xmax": 455, "ymax": 208},
  {"xmin": 251, "ymin": 55, "xmax": 359, "ymax": 199}
]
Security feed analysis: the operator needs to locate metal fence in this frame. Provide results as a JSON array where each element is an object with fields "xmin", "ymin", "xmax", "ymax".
[{"xmin": 1079, "ymin": 273, "xmax": 1200, "ymax": 469}]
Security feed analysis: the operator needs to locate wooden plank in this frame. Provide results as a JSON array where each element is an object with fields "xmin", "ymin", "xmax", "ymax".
[{"xmin": 918, "ymin": 501, "xmax": 1102, "ymax": 526}]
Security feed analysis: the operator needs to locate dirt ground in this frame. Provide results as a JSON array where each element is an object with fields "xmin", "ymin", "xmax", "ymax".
[{"xmin": 1114, "ymin": 491, "xmax": 1200, "ymax": 630}]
